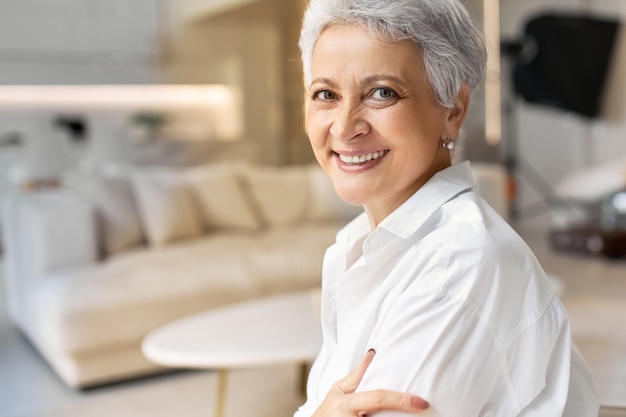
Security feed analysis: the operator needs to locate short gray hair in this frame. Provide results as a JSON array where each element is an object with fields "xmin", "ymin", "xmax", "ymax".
[{"xmin": 299, "ymin": 0, "xmax": 487, "ymax": 108}]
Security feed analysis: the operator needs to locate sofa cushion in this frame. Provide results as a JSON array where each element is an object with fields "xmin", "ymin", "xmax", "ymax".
[
  {"xmin": 245, "ymin": 164, "xmax": 311, "ymax": 227},
  {"xmin": 29, "ymin": 224, "xmax": 341, "ymax": 354},
  {"xmin": 245, "ymin": 223, "xmax": 343, "ymax": 289},
  {"xmin": 131, "ymin": 174, "xmax": 203, "ymax": 246},
  {"xmin": 184, "ymin": 162, "xmax": 262, "ymax": 232}
]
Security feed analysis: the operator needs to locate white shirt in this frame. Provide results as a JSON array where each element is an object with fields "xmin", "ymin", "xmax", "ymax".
[{"xmin": 294, "ymin": 162, "xmax": 598, "ymax": 417}]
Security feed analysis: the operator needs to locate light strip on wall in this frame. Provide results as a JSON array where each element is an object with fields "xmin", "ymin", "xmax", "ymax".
[
  {"xmin": 0, "ymin": 84, "xmax": 234, "ymax": 108},
  {"xmin": 0, "ymin": 84, "xmax": 243, "ymax": 141},
  {"xmin": 483, "ymin": 0, "xmax": 502, "ymax": 145}
]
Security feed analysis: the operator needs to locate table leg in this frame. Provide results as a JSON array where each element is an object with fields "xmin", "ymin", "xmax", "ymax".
[
  {"xmin": 215, "ymin": 368, "xmax": 229, "ymax": 417},
  {"xmin": 299, "ymin": 362, "xmax": 310, "ymax": 397}
]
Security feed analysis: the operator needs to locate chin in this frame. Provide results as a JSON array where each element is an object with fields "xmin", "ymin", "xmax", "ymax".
[{"xmin": 332, "ymin": 184, "xmax": 367, "ymax": 207}]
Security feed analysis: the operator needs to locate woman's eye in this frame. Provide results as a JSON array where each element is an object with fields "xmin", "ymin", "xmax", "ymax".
[
  {"xmin": 370, "ymin": 87, "xmax": 397, "ymax": 101},
  {"xmin": 313, "ymin": 90, "xmax": 337, "ymax": 101}
]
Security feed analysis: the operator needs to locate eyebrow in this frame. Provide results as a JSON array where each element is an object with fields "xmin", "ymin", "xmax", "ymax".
[
  {"xmin": 309, "ymin": 78, "xmax": 336, "ymax": 89},
  {"xmin": 309, "ymin": 74, "xmax": 403, "ymax": 88},
  {"xmin": 362, "ymin": 74, "xmax": 404, "ymax": 85}
]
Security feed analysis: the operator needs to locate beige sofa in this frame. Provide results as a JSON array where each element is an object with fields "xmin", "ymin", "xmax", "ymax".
[{"xmin": 1, "ymin": 161, "xmax": 361, "ymax": 388}]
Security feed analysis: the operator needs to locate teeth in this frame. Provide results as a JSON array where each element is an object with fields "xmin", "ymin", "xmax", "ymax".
[{"xmin": 339, "ymin": 150, "xmax": 388, "ymax": 165}]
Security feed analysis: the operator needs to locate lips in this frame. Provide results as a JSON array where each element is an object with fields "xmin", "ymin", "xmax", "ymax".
[{"xmin": 337, "ymin": 150, "xmax": 389, "ymax": 165}]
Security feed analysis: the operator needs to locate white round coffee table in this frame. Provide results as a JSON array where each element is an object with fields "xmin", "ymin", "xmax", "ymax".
[{"xmin": 142, "ymin": 288, "xmax": 322, "ymax": 417}]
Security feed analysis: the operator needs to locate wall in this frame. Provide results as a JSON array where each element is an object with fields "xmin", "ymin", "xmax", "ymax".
[
  {"xmin": 0, "ymin": 0, "xmax": 175, "ymax": 193},
  {"xmin": 164, "ymin": 16, "xmax": 282, "ymax": 164},
  {"xmin": 0, "ymin": 0, "xmax": 166, "ymax": 84},
  {"xmin": 0, "ymin": 0, "xmax": 310, "ymax": 170}
]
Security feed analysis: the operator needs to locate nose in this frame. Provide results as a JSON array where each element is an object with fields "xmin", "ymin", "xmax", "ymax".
[{"xmin": 329, "ymin": 101, "xmax": 370, "ymax": 141}]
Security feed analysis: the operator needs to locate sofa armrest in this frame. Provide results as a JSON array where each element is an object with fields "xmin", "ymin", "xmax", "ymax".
[{"xmin": 1, "ymin": 190, "xmax": 98, "ymax": 297}]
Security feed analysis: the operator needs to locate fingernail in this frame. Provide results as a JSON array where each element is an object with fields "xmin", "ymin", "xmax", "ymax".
[
  {"xmin": 411, "ymin": 397, "xmax": 429, "ymax": 410},
  {"xmin": 367, "ymin": 348, "xmax": 376, "ymax": 354}
]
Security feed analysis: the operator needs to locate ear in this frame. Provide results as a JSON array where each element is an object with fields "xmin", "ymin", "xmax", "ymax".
[{"xmin": 445, "ymin": 83, "xmax": 470, "ymax": 138}]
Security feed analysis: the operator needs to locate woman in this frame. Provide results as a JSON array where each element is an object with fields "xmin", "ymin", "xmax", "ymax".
[{"xmin": 295, "ymin": 0, "xmax": 599, "ymax": 416}]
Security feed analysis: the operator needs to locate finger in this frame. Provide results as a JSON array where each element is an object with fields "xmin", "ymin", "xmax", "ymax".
[
  {"xmin": 348, "ymin": 389, "xmax": 430, "ymax": 414},
  {"xmin": 336, "ymin": 349, "xmax": 376, "ymax": 393}
]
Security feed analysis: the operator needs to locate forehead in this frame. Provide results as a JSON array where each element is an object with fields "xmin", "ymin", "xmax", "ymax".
[{"xmin": 311, "ymin": 24, "xmax": 423, "ymax": 80}]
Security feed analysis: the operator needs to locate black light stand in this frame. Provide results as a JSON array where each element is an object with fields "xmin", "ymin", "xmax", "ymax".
[{"xmin": 500, "ymin": 40, "xmax": 576, "ymax": 223}]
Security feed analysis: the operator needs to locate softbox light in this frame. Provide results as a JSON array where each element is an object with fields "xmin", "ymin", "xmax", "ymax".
[{"xmin": 510, "ymin": 13, "xmax": 620, "ymax": 118}]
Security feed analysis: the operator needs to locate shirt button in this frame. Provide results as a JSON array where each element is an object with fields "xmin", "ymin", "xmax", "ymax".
[{"xmin": 370, "ymin": 237, "xmax": 379, "ymax": 246}]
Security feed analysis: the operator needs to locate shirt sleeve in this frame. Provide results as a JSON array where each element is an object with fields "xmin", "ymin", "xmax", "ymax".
[
  {"xmin": 293, "ymin": 335, "xmax": 340, "ymax": 417},
  {"xmin": 355, "ymin": 282, "xmax": 573, "ymax": 417},
  {"xmin": 293, "ymin": 351, "xmax": 325, "ymax": 417},
  {"xmin": 293, "ymin": 399, "xmax": 316, "ymax": 417}
]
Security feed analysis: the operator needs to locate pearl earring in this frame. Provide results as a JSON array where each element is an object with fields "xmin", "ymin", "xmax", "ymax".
[{"xmin": 442, "ymin": 137, "xmax": 455, "ymax": 150}]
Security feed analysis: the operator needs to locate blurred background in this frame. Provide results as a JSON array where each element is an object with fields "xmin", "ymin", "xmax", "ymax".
[
  {"xmin": 0, "ymin": 0, "xmax": 625, "ymax": 416},
  {"xmin": 0, "ymin": 0, "xmax": 625, "ymax": 217}
]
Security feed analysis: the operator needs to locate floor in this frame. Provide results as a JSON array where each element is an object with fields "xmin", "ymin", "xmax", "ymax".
[
  {"xmin": 0, "ymin": 327, "xmax": 305, "ymax": 417},
  {"xmin": 0, "ymin": 222, "xmax": 625, "ymax": 417}
]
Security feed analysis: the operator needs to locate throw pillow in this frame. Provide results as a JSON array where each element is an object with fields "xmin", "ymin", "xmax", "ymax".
[
  {"xmin": 184, "ymin": 162, "xmax": 262, "ymax": 231},
  {"xmin": 80, "ymin": 175, "xmax": 144, "ymax": 256},
  {"xmin": 244, "ymin": 164, "xmax": 310, "ymax": 227},
  {"xmin": 131, "ymin": 173, "xmax": 203, "ymax": 246},
  {"xmin": 306, "ymin": 164, "xmax": 362, "ymax": 223}
]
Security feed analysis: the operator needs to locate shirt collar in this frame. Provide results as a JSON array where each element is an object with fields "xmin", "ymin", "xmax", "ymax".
[
  {"xmin": 377, "ymin": 161, "xmax": 476, "ymax": 239},
  {"xmin": 337, "ymin": 161, "xmax": 476, "ymax": 243}
]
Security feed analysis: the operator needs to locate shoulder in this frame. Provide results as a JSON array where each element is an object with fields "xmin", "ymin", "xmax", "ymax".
[
  {"xmin": 409, "ymin": 190, "xmax": 560, "ymax": 339},
  {"xmin": 420, "ymin": 190, "xmax": 526, "ymax": 272}
]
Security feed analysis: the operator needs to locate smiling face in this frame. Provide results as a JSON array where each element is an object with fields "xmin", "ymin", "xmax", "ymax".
[{"xmin": 306, "ymin": 24, "xmax": 469, "ymax": 227}]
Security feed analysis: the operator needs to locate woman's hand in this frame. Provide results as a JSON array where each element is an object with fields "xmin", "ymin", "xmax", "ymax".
[{"xmin": 312, "ymin": 349, "xmax": 429, "ymax": 416}]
